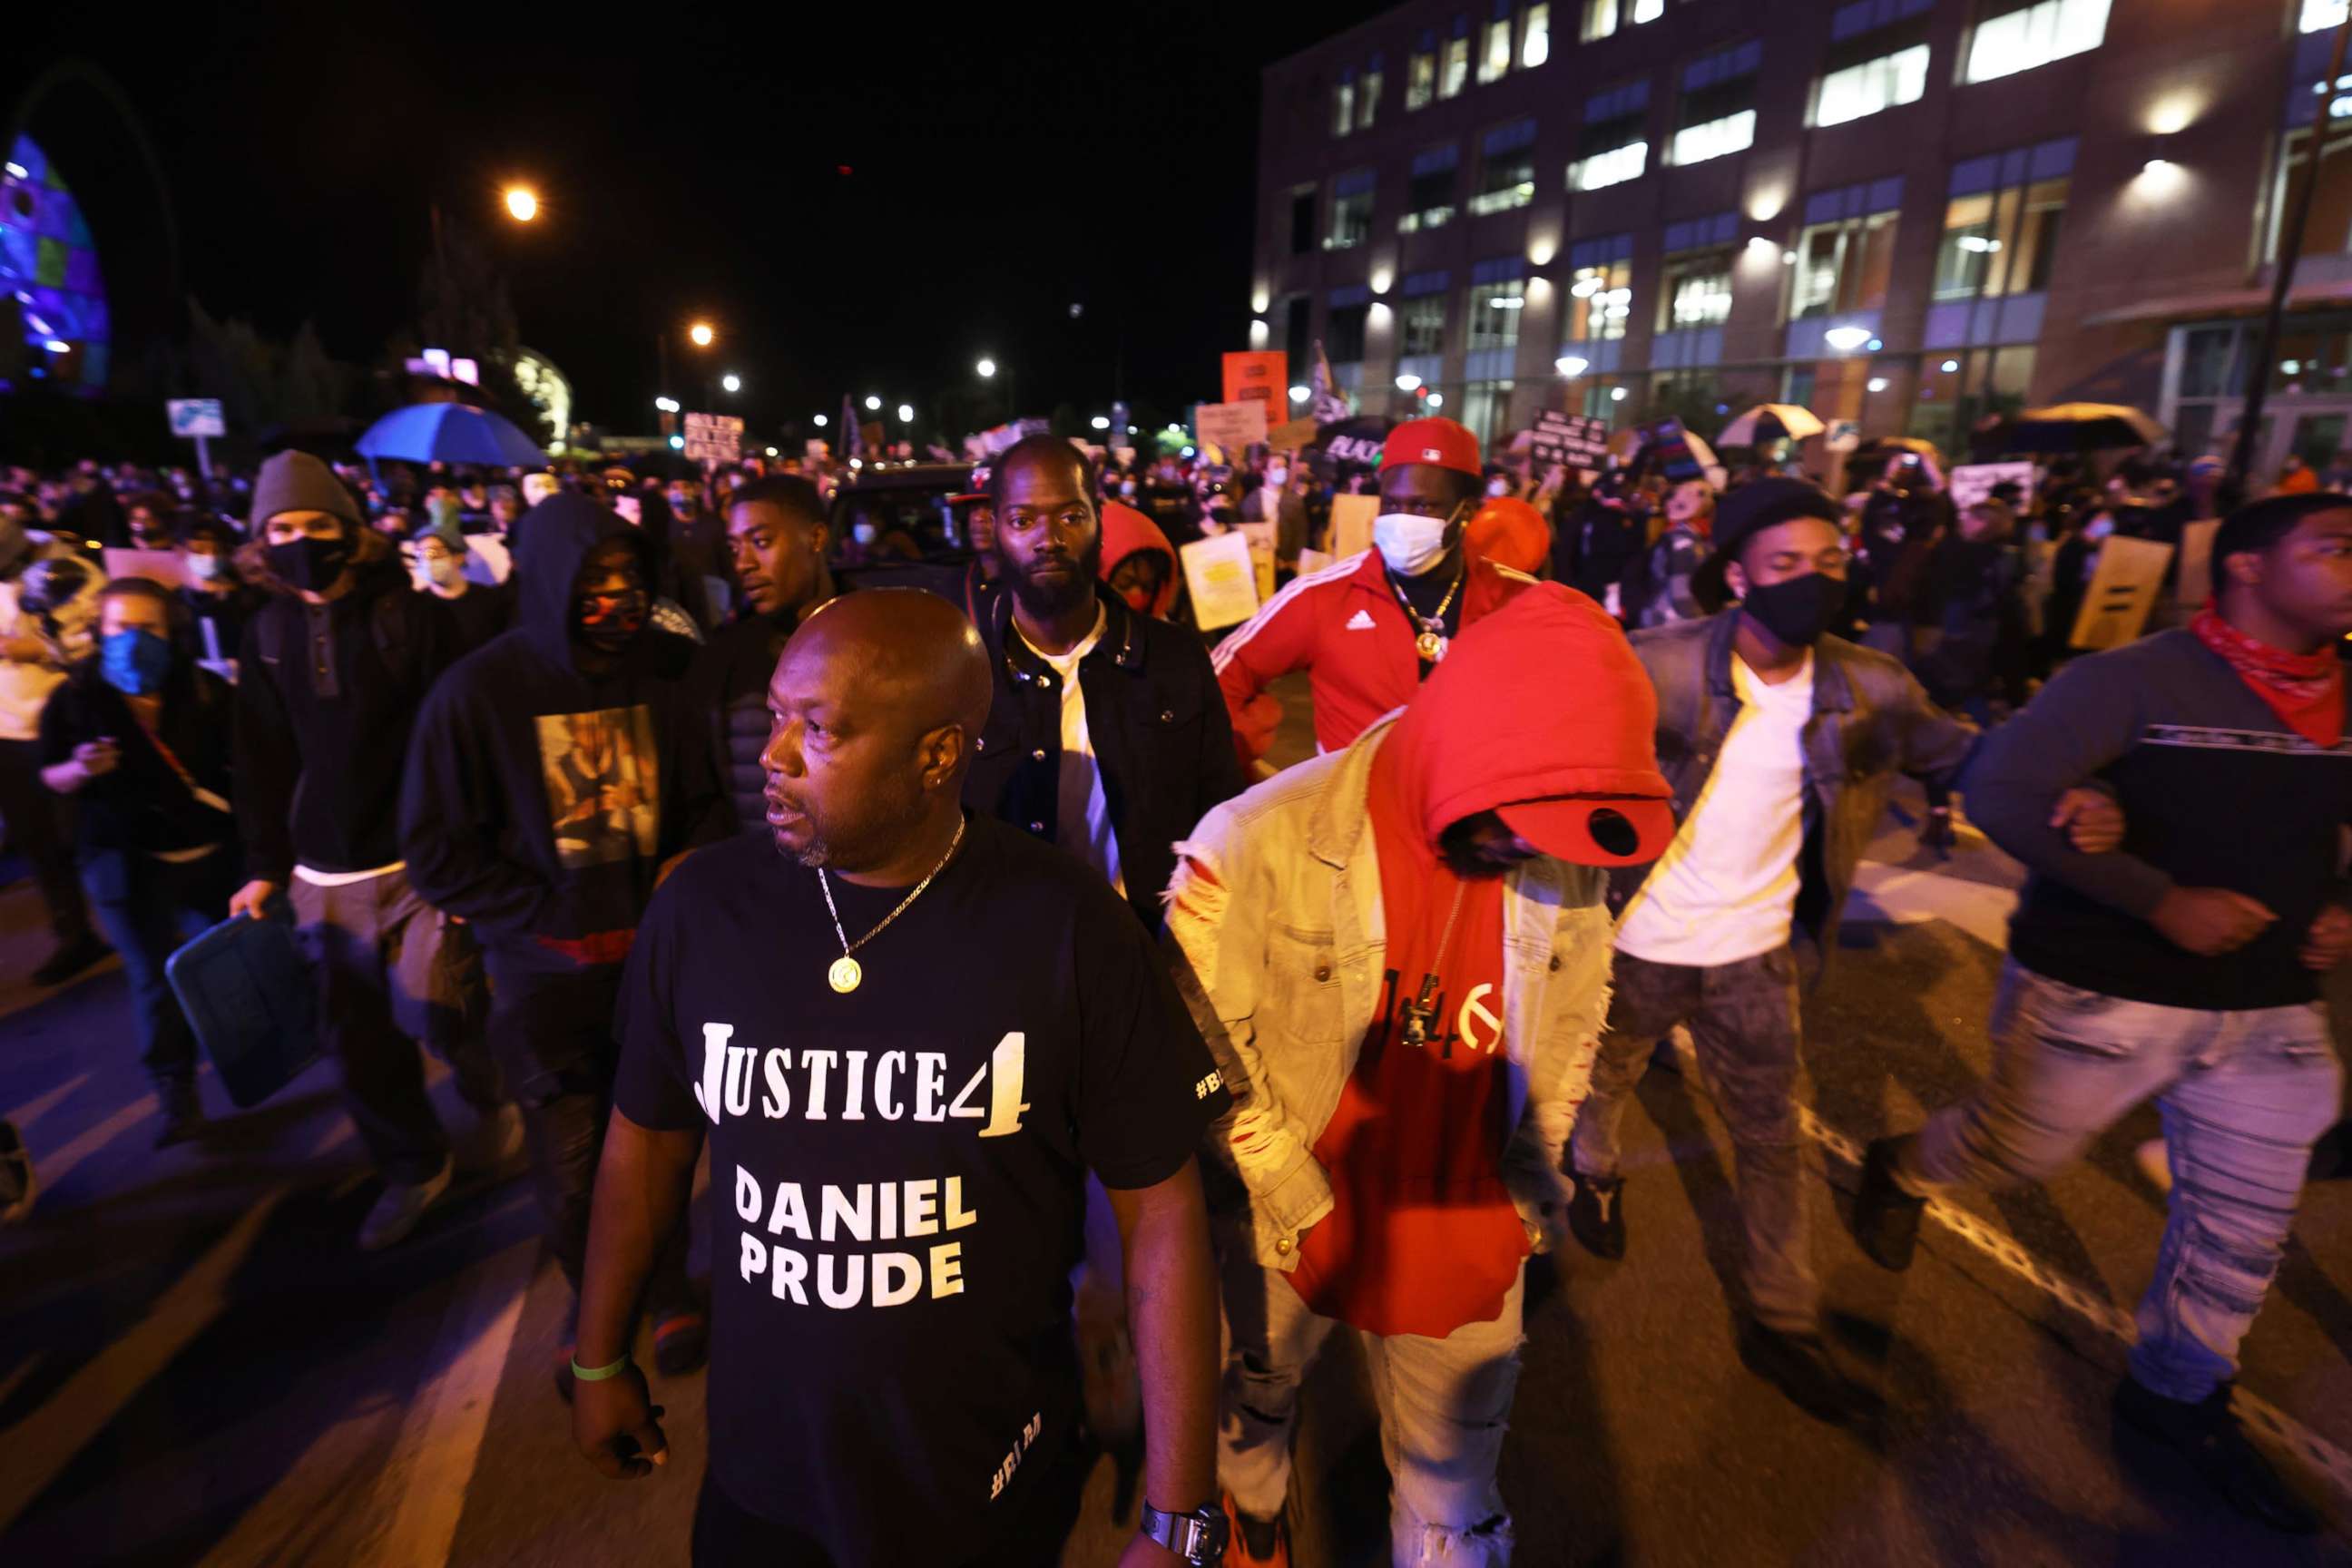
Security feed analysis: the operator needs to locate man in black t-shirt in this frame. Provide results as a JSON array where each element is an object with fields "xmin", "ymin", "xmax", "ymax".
[{"xmin": 578, "ymin": 589, "xmax": 1233, "ymax": 1568}]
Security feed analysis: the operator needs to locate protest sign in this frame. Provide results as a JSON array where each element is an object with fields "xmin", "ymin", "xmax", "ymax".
[
  {"xmin": 683, "ymin": 412, "xmax": 743, "ymax": 464},
  {"xmin": 1528, "ymin": 411, "xmax": 1611, "ymax": 472},
  {"xmin": 2175, "ymin": 519, "xmax": 2220, "ymax": 608},
  {"xmin": 2069, "ymin": 536, "xmax": 2174, "ymax": 652},
  {"xmin": 1194, "ymin": 399, "xmax": 1269, "ymax": 455},
  {"xmin": 1221, "ymin": 352, "xmax": 1289, "ymax": 421},
  {"xmin": 1947, "ymin": 461, "xmax": 2034, "ymax": 511},
  {"xmin": 1328, "ymin": 493, "xmax": 1378, "ymax": 560},
  {"xmin": 1268, "ymin": 416, "xmax": 1318, "ymax": 452},
  {"xmin": 1181, "ymin": 531, "xmax": 1261, "ymax": 631},
  {"xmin": 167, "ymin": 398, "xmax": 225, "ymax": 438},
  {"xmin": 1297, "ymin": 547, "xmax": 1334, "ymax": 578},
  {"xmin": 103, "ymin": 548, "xmax": 187, "ymax": 589}
]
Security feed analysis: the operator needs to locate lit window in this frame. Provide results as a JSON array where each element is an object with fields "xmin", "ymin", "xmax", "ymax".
[
  {"xmin": 2308, "ymin": 0, "xmax": 2348, "ymax": 32},
  {"xmin": 1790, "ymin": 211, "xmax": 1899, "ymax": 319},
  {"xmin": 1658, "ymin": 250, "xmax": 1735, "ymax": 331},
  {"xmin": 1400, "ymin": 151, "xmax": 1459, "ymax": 233},
  {"xmin": 1469, "ymin": 122, "xmax": 1539, "ymax": 216},
  {"xmin": 1327, "ymin": 179, "xmax": 1376, "ymax": 250},
  {"xmin": 1401, "ymin": 295, "xmax": 1448, "ymax": 358},
  {"xmin": 1569, "ymin": 141, "xmax": 1649, "ymax": 191},
  {"xmin": 1332, "ymin": 79, "xmax": 1355, "ymax": 138},
  {"xmin": 1407, "ymin": 46, "xmax": 1437, "ymax": 110},
  {"xmin": 1964, "ymin": 0, "xmax": 2112, "ymax": 85},
  {"xmin": 1441, "ymin": 34, "xmax": 1471, "ymax": 98},
  {"xmin": 1815, "ymin": 44, "xmax": 1930, "ymax": 127},
  {"xmin": 1523, "ymin": 3, "xmax": 1552, "ymax": 66},
  {"xmin": 1934, "ymin": 177, "xmax": 2067, "ymax": 299},
  {"xmin": 1468, "ymin": 279, "xmax": 1526, "ymax": 351},
  {"xmin": 1462, "ymin": 380, "xmax": 1517, "ymax": 449},
  {"xmin": 1582, "ymin": 0, "xmax": 1664, "ymax": 41},
  {"xmin": 1358, "ymin": 66, "xmax": 1383, "ymax": 130},
  {"xmin": 1565, "ymin": 262, "xmax": 1633, "ymax": 342},
  {"xmin": 1671, "ymin": 109, "xmax": 1756, "ymax": 166},
  {"xmin": 1479, "ymin": 15, "xmax": 1514, "ymax": 83}
]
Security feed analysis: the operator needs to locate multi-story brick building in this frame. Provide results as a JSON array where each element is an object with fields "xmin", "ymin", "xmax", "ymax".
[{"xmin": 1251, "ymin": 0, "xmax": 2352, "ymax": 476}]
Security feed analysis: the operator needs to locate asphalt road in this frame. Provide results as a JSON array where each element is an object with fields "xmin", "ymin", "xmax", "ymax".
[{"xmin": 5, "ymin": 674, "xmax": 2352, "ymax": 1567}]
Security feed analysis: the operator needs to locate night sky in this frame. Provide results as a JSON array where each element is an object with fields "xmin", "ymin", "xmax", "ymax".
[{"xmin": 20, "ymin": 1, "xmax": 1375, "ymax": 436}]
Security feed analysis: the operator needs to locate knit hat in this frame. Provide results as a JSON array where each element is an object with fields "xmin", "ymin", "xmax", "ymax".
[
  {"xmin": 249, "ymin": 450, "xmax": 362, "ymax": 535},
  {"xmin": 1381, "ymin": 416, "xmax": 1482, "ymax": 478},
  {"xmin": 1708, "ymin": 476, "xmax": 1843, "ymax": 574}
]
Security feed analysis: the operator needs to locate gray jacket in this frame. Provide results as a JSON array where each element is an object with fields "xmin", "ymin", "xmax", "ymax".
[{"xmin": 1610, "ymin": 611, "xmax": 1977, "ymax": 984}]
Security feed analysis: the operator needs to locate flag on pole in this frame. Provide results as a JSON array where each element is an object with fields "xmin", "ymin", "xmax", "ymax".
[
  {"xmin": 842, "ymin": 394, "xmax": 866, "ymax": 460},
  {"xmin": 1309, "ymin": 340, "xmax": 1352, "ymax": 425}
]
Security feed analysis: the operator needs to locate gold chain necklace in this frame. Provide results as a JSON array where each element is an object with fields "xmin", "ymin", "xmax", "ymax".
[
  {"xmin": 1388, "ymin": 566, "xmax": 1465, "ymax": 663},
  {"xmin": 815, "ymin": 814, "xmax": 966, "ymax": 994}
]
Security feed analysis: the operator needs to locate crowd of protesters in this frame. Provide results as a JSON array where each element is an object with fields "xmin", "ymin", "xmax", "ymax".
[{"xmin": 0, "ymin": 406, "xmax": 2347, "ymax": 1563}]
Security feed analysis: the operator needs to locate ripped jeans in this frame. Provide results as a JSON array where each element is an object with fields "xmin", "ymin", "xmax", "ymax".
[
  {"xmin": 1906, "ymin": 960, "xmax": 2341, "ymax": 1403},
  {"xmin": 1220, "ymin": 1245, "xmax": 1523, "ymax": 1566}
]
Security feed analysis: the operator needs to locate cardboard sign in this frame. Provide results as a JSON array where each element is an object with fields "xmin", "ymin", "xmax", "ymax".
[
  {"xmin": 1194, "ymin": 399, "xmax": 1269, "ymax": 456},
  {"xmin": 1328, "ymin": 493, "xmax": 1379, "ymax": 561},
  {"xmin": 683, "ymin": 412, "xmax": 743, "ymax": 464},
  {"xmin": 1221, "ymin": 352, "xmax": 1289, "ymax": 421},
  {"xmin": 2069, "ymin": 535, "xmax": 2175, "ymax": 652},
  {"xmin": 103, "ymin": 548, "xmax": 187, "ymax": 588},
  {"xmin": 1947, "ymin": 461, "xmax": 2035, "ymax": 511},
  {"xmin": 1297, "ymin": 547, "xmax": 1334, "ymax": 578},
  {"xmin": 1181, "ymin": 531, "xmax": 1261, "ymax": 631},
  {"xmin": 1267, "ymin": 416, "xmax": 1319, "ymax": 453},
  {"xmin": 166, "ymin": 398, "xmax": 225, "ymax": 438},
  {"xmin": 1528, "ymin": 411, "xmax": 1611, "ymax": 471},
  {"xmin": 2175, "ymin": 519, "xmax": 2220, "ymax": 608}
]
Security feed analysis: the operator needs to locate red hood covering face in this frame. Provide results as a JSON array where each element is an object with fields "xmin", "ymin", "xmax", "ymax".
[
  {"xmin": 1098, "ymin": 499, "xmax": 1178, "ymax": 618},
  {"xmin": 1383, "ymin": 581, "xmax": 1674, "ymax": 866}
]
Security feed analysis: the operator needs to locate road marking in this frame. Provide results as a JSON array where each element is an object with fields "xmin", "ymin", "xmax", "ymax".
[
  {"xmin": 0, "ymin": 1122, "xmax": 349, "ymax": 1534},
  {"xmin": 1847, "ymin": 860, "xmax": 2018, "ymax": 950},
  {"xmin": 34, "ymin": 1094, "xmax": 159, "ymax": 1195},
  {"xmin": 358, "ymin": 1237, "xmax": 537, "ymax": 1568},
  {"xmin": 3, "ymin": 1073, "xmax": 89, "ymax": 1131}
]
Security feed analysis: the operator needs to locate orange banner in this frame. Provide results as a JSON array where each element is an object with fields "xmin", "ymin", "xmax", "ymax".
[{"xmin": 1221, "ymin": 351, "xmax": 1289, "ymax": 424}]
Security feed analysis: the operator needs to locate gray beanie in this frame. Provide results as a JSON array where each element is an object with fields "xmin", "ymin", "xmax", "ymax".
[{"xmin": 250, "ymin": 450, "xmax": 363, "ymax": 534}]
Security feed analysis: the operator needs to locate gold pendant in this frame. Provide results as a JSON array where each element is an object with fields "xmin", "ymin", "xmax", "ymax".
[
  {"xmin": 828, "ymin": 956, "xmax": 863, "ymax": 994},
  {"xmin": 1416, "ymin": 630, "xmax": 1446, "ymax": 663}
]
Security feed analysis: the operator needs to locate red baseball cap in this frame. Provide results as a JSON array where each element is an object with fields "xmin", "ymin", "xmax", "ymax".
[{"xmin": 1380, "ymin": 416, "xmax": 1483, "ymax": 478}]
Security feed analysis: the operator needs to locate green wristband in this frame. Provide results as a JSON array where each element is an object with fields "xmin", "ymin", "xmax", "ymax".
[{"xmin": 571, "ymin": 1353, "xmax": 631, "ymax": 1382}]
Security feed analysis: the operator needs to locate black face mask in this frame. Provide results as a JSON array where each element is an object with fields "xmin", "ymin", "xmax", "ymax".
[
  {"xmin": 1740, "ymin": 572, "xmax": 1845, "ymax": 648},
  {"xmin": 267, "ymin": 534, "xmax": 352, "ymax": 593}
]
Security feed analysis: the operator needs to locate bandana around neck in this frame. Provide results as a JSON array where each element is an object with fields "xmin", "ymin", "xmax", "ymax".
[{"xmin": 2190, "ymin": 602, "xmax": 2345, "ymax": 748}]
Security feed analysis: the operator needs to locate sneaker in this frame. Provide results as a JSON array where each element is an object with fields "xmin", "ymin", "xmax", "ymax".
[
  {"xmin": 152, "ymin": 1080, "xmax": 204, "ymax": 1150},
  {"xmin": 1850, "ymin": 1135, "xmax": 1927, "ymax": 1272},
  {"xmin": 2112, "ymin": 1378, "xmax": 2321, "ymax": 1534},
  {"xmin": 1222, "ymin": 1491, "xmax": 1289, "ymax": 1568},
  {"xmin": 1920, "ymin": 808, "xmax": 1955, "ymax": 859},
  {"xmin": 457, "ymin": 1103, "xmax": 525, "ymax": 1171},
  {"xmin": 357, "ymin": 1155, "xmax": 454, "ymax": 1251},
  {"xmin": 32, "ymin": 934, "xmax": 112, "ymax": 988},
  {"xmin": 0, "ymin": 1119, "xmax": 36, "ymax": 1225},
  {"xmin": 652, "ymin": 1309, "xmax": 710, "ymax": 1377},
  {"xmin": 2134, "ymin": 1138, "xmax": 2174, "ymax": 1194},
  {"xmin": 1737, "ymin": 1319, "xmax": 1880, "ymax": 1428},
  {"xmin": 1565, "ymin": 1171, "xmax": 1627, "ymax": 1260}
]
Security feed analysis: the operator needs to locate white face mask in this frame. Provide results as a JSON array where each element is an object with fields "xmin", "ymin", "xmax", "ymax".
[
  {"xmin": 1120, "ymin": 480, "xmax": 1138, "ymax": 496},
  {"xmin": 185, "ymin": 553, "xmax": 222, "ymax": 582},
  {"xmin": 424, "ymin": 554, "xmax": 464, "ymax": 588},
  {"xmin": 1373, "ymin": 512, "xmax": 1451, "ymax": 577},
  {"xmin": 852, "ymin": 521, "xmax": 878, "ymax": 545},
  {"xmin": 1486, "ymin": 477, "xmax": 1510, "ymax": 498},
  {"xmin": 1265, "ymin": 466, "xmax": 1289, "ymax": 488}
]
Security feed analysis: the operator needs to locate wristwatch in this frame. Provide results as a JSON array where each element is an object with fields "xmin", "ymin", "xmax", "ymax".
[{"xmin": 1139, "ymin": 1500, "xmax": 1230, "ymax": 1564}]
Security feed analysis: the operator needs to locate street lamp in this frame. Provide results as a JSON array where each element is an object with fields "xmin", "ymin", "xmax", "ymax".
[
  {"xmin": 722, "ymin": 373, "xmax": 741, "ymax": 394},
  {"xmin": 815, "ymin": 414, "xmax": 829, "ymax": 427},
  {"xmin": 689, "ymin": 321, "xmax": 716, "ymax": 348},
  {"xmin": 896, "ymin": 403, "xmax": 915, "ymax": 422},
  {"xmin": 653, "ymin": 397, "xmax": 680, "ymax": 413},
  {"xmin": 503, "ymin": 185, "xmax": 539, "ymax": 223},
  {"xmin": 865, "ymin": 395, "xmax": 882, "ymax": 411},
  {"xmin": 975, "ymin": 358, "xmax": 996, "ymax": 378}
]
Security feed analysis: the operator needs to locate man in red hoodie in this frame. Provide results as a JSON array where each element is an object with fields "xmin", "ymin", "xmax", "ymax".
[
  {"xmin": 1168, "ymin": 583, "xmax": 1672, "ymax": 1567},
  {"xmin": 1210, "ymin": 417, "xmax": 1534, "ymax": 769}
]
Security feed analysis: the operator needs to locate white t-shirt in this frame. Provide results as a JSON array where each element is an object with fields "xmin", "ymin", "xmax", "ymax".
[
  {"xmin": 1615, "ymin": 651, "xmax": 1813, "ymax": 966},
  {"xmin": 1016, "ymin": 607, "xmax": 1126, "ymax": 899}
]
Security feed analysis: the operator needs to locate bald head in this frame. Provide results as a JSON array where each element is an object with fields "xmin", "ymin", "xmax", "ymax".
[{"xmin": 761, "ymin": 589, "xmax": 993, "ymax": 878}]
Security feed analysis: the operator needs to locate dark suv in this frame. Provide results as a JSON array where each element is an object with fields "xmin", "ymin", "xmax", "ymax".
[{"xmin": 827, "ymin": 462, "xmax": 981, "ymax": 561}]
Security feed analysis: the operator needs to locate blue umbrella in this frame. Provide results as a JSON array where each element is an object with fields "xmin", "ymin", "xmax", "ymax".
[{"xmin": 356, "ymin": 402, "xmax": 548, "ymax": 467}]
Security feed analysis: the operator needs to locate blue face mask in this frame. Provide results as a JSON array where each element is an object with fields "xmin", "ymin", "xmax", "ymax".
[{"xmin": 100, "ymin": 627, "xmax": 173, "ymax": 696}]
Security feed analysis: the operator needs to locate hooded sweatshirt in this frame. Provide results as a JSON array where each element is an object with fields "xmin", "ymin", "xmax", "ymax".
[
  {"xmin": 1097, "ymin": 500, "xmax": 1179, "ymax": 619},
  {"xmin": 399, "ymin": 495, "xmax": 724, "ymax": 959}
]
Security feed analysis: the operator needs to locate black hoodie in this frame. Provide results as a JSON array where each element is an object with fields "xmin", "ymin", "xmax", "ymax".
[{"xmin": 399, "ymin": 495, "xmax": 725, "ymax": 954}]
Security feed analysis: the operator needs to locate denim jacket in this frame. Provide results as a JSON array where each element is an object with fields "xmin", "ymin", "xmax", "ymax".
[
  {"xmin": 1609, "ymin": 612, "xmax": 1977, "ymax": 985},
  {"xmin": 1164, "ymin": 716, "xmax": 1616, "ymax": 1273}
]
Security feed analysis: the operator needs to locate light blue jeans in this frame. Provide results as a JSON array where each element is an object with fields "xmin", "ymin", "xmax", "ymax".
[{"xmin": 1909, "ymin": 960, "xmax": 2342, "ymax": 1402}]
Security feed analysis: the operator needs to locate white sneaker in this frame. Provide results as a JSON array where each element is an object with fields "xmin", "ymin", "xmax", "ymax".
[
  {"xmin": 2134, "ymin": 1138, "xmax": 2173, "ymax": 1194},
  {"xmin": 358, "ymin": 1155, "xmax": 454, "ymax": 1250},
  {"xmin": 459, "ymin": 1104, "xmax": 525, "ymax": 1171}
]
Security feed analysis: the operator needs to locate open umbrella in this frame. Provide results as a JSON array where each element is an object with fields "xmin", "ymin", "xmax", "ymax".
[
  {"xmin": 356, "ymin": 402, "xmax": 548, "ymax": 467},
  {"xmin": 1996, "ymin": 403, "xmax": 2167, "ymax": 455},
  {"xmin": 1847, "ymin": 434, "xmax": 1942, "ymax": 472},
  {"xmin": 1717, "ymin": 404, "xmax": 1826, "ymax": 447}
]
